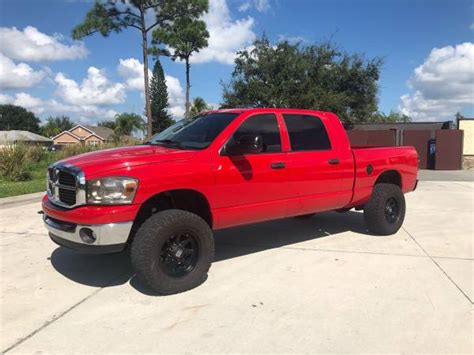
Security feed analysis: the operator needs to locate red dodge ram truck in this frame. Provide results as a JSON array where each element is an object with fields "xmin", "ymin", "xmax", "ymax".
[{"xmin": 43, "ymin": 108, "xmax": 418, "ymax": 294}]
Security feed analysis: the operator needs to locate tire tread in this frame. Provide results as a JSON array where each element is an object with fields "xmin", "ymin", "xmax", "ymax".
[
  {"xmin": 364, "ymin": 183, "xmax": 406, "ymax": 235},
  {"xmin": 131, "ymin": 209, "xmax": 214, "ymax": 295}
]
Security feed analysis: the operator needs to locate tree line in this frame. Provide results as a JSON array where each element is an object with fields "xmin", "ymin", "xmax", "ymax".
[{"xmin": 0, "ymin": 105, "xmax": 145, "ymax": 139}]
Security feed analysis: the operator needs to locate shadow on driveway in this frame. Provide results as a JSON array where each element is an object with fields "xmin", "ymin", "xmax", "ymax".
[{"xmin": 50, "ymin": 211, "xmax": 370, "ymax": 295}]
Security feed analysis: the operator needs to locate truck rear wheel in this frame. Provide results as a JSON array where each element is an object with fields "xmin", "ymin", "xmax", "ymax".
[
  {"xmin": 131, "ymin": 209, "xmax": 214, "ymax": 295},
  {"xmin": 364, "ymin": 183, "xmax": 405, "ymax": 235}
]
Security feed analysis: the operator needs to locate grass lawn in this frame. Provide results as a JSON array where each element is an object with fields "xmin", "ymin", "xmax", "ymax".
[{"xmin": 0, "ymin": 160, "xmax": 49, "ymax": 198}]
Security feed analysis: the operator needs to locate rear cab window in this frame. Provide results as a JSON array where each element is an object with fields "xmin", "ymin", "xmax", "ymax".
[{"xmin": 283, "ymin": 114, "xmax": 331, "ymax": 151}]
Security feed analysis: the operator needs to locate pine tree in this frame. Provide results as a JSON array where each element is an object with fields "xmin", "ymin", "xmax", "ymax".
[{"xmin": 150, "ymin": 60, "xmax": 174, "ymax": 134}]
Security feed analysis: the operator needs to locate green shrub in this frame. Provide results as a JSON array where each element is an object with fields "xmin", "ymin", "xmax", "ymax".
[
  {"xmin": 56, "ymin": 144, "xmax": 96, "ymax": 160},
  {"xmin": 26, "ymin": 145, "xmax": 47, "ymax": 163},
  {"xmin": 0, "ymin": 145, "xmax": 32, "ymax": 181}
]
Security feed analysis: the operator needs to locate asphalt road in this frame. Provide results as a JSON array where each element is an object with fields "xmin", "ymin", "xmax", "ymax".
[{"xmin": 1, "ymin": 180, "xmax": 472, "ymax": 353}]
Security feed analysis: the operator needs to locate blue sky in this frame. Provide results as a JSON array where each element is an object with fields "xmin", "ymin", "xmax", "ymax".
[{"xmin": 0, "ymin": 0, "xmax": 472, "ymax": 124}]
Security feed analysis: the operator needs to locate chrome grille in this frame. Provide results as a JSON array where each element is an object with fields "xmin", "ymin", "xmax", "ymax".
[
  {"xmin": 58, "ymin": 171, "xmax": 76, "ymax": 186},
  {"xmin": 47, "ymin": 163, "xmax": 86, "ymax": 208},
  {"xmin": 58, "ymin": 186, "xmax": 76, "ymax": 206}
]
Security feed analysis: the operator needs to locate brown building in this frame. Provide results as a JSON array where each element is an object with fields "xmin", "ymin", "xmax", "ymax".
[{"xmin": 52, "ymin": 124, "xmax": 115, "ymax": 147}]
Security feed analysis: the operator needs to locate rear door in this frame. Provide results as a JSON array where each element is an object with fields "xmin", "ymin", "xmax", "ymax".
[
  {"xmin": 212, "ymin": 113, "xmax": 291, "ymax": 228},
  {"xmin": 282, "ymin": 113, "xmax": 348, "ymax": 215}
]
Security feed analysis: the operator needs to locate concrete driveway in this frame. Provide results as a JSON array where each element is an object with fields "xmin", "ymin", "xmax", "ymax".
[{"xmin": 1, "ymin": 180, "xmax": 472, "ymax": 353}]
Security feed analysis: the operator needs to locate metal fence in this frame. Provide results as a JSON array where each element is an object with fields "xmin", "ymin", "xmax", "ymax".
[{"xmin": 346, "ymin": 128, "xmax": 464, "ymax": 170}]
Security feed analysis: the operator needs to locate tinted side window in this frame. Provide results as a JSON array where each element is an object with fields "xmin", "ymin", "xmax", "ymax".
[
  {"xmin": 283, "ymin": 114, "xmax": 331, "ymax": 151},
  {"xmin": 233, "ymin": 114, "xmax": 281, "ymax": 153}
]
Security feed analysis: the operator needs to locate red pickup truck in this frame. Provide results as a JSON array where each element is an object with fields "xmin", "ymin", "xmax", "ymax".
[{"xmin": 43, "ymin": 109, "xmax": 418, "ymax": 294}]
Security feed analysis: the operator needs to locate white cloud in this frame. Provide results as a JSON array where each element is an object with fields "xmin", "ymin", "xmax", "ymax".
[
  {"xmin": 55, "ymin": 67, "xmax": 126, "ymax": 105},
  {"xmin": 0, "ymin": 53, "xmax": 46, "ymax": 89},
  {"xmin": 47, "ymin": 99, "xmax": 118, "ymax": 122},
  {"xmin": 0, "ymin": 26, "xmax": 88, "ymax": 62},
  {"xmin": 238, "ymin": 1, "xmax": 251, "ymax": 12},
  {"xmin": 399, "ymin": 42, "xmax": 474, "ymax": 121},
  {"xmin": 277, "ymin": 34, "xmax": 307, "ymax": 44},
  {"xmin": 13, "ymin": 93, "xmax": 45, "ymax": 112},
  {"xmin": 0, "ymin": 92, "xmax": 117, "ymax": 122},
  {"xmin": 238, "ymin": 0, "xmax": 270, "ymax": 12},
  {"xmin": 117, "ymin": 57, "xmax": 186, "ymax": 119},
  {"xmin": 254, "ymin": 0, "xmax": 271, "ymax": 12},
  {"xmin": 0, "ymin": 66, "xmax": 126, "ymax": 122},
  {"xmin": 191, "ymin": 0, "xmax": 256, "ymax": 65},
  {"xmin": 117, "ymin": 58, "xmax": 152, "ymax": 91},
  {"xmin": 165, "ymin": 74, "xmax": 186, "ymax": 118}
]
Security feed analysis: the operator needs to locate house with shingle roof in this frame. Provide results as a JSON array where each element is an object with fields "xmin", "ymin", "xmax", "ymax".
[
  {"xmin": 0, "ymin": 130, "xmax": 52, "ymax": 147},
  {"xmin": 52, "ymin": 124, "xmax": 115, "ymax": 146}
]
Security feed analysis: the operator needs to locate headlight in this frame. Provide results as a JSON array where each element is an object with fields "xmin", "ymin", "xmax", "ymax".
[{"xmin": 86, "ymin": 177, "xmax": 138, "ymax": 205}]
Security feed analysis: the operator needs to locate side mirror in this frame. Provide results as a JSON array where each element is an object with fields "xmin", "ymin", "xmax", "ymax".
[{"xmin": 225, "ymin": 134, "xmax": 263, "ymax": 155}]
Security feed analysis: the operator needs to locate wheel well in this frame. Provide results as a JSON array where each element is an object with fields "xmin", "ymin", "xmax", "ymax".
[
  {"xmin": 375, "ymin": 170, "xmax": 402, "ymax": 188},
  {"xmin": 130, "ymin": 189, "xmax": 212, "ymax": 240}
]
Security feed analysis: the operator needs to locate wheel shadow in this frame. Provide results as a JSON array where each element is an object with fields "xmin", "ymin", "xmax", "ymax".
[
  {"xmin": 50, "ymin": 247, "xmax": 132, "ymax": 288},
  {"xmin": 50, "ymin": 211, "xmax": 369, "ymax": 295}
]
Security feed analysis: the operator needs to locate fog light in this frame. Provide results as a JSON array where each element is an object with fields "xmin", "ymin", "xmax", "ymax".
[{"xmin": 79, "ymin": 228, "xmax": 97, "ymax": 244}]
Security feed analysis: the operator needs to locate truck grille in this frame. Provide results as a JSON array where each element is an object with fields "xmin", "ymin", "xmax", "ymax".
[
  {"xmin": 58, "ymin": 186, "xmax": 76, "ymax": 206},
  {"xmin": 47, "ymin": 164, "xmax": 85, "ymax": 208},
  {"xmin": 58, "ymin": 171, "xmax": 76, "ymax": 186}
]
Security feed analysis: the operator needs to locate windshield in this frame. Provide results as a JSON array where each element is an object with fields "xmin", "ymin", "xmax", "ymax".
[{"xmin": 148, "ymin": 112, "xmax": 239, "ymax": 150}]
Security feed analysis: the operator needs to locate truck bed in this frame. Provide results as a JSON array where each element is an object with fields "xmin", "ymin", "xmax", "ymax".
[{"xmin": 349, "ymin": 146, "xmax": 418, "ymax": 206}]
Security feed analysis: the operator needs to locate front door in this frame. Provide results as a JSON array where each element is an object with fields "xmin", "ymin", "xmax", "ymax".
[{"xmin": 212, "ymin": 113, "xmax": 291, "ymax": 228}]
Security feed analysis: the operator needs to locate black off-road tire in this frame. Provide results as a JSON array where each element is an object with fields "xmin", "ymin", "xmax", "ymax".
[
  {"xmin": 131, "ymin": 209, "xmax": 214, "ymax": 295},
  {"xmin": 364, "ymin": 183, "xmax": 406, "ymax": 235}
]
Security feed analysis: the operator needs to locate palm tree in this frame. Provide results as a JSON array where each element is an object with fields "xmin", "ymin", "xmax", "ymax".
[
  {"xmin": 189, "ymin": 97, "xmax": 211, "ymax": 117},
  {"xmin": 114, "ymin": 113, "xmax": 145, "ymax": 138}
]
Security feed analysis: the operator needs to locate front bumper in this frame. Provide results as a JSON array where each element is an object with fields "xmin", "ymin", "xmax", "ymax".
[{"xmin": 44, "ymin": 214, "xmax": 132, "ymax": 254}]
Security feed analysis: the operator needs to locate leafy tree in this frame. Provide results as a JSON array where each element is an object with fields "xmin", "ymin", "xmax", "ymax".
[
  {"xmin": 72, "ymin": 0, "xmax": 208, "ymax": 139},
  {"xmin": 152, "ymin": 14, "xmax": 209, "ymax": 117},
  {"xmin": 369, "ymin": 111, "xmax": 411, "ymax": 123},
  {"xmin": 150, "ymin": 59, "xmax": 174, "ymax": 133},
  {"xmin": 222, "ymin": 36, "xmax": 383, "ymax": 125},
  {"xmin": 98, "ymin": 120, "xmax": 117, "ymax": 130},
  {"xmin": 0, "ymin": 104, "xmax": 40, "ymax": 133},
  {"xmin": 114, "ymin": 112, "xmax": 145, "ymax": 137},
  {"xmin": 40, "ymin": 116, "xmax": 75, "ymax": 137},
  {"xmin": 189, "ymin": 97, "xmax": 211, "ymax": 116}
]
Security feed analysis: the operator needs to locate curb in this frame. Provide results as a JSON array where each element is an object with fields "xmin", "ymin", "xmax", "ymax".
[{"xmin": 0, "ymin": 191, "xmax": 45, "ymax": 208}]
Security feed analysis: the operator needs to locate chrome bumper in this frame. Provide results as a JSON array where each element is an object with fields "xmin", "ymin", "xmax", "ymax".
[{"xmin": 44, "ymin": 215, "xmax": 133, "ymax": 253}]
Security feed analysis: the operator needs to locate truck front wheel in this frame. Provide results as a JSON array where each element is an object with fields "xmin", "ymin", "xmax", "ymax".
[
  {"xmin": 364, "ymin": 183, "xmax": 406, "ymax": 235},
  {"xmin": 131, "ymin": 209, "xmax": 214, "ymax": 295}
]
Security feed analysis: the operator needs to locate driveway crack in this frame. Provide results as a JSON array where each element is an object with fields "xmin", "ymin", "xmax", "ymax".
[
  {"xmin": 402, "ymin": 226, "xmax": 472, "ymax": 304},
  {"xmin": 2, "ymin": 271, "xmax": 130, "ymax": 353}
]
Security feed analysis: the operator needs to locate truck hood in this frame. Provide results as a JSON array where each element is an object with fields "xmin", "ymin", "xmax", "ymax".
[{"xmin": 59, "ymin": 145, "xmax": 197, "ymax": 176}]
